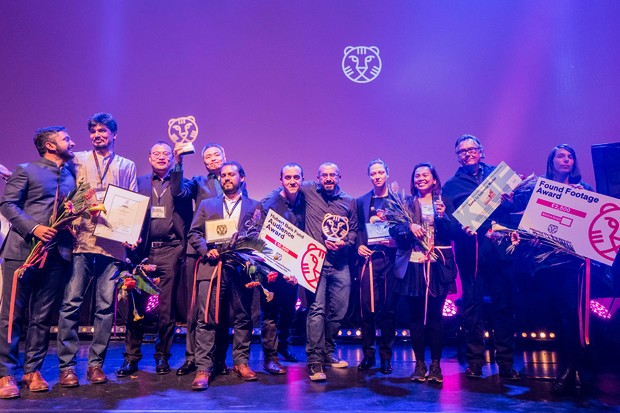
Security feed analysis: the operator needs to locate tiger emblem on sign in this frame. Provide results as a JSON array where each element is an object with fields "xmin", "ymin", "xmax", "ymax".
[{"xmin": 342, "ymin": 46, "xmax": 382, "ymax": 83}]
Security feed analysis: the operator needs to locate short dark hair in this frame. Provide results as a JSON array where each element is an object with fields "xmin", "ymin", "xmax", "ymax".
[
  {"xmin": 34, "ymin": 126, "xmax": 66, "ymax": 157},
  {"xmin": 280, "ymin": 162, "xmax": 304, "ymax": 179},
  {"xmin": 149, "ymin": 141, "xmax": 172, "ymax": 154},
  {"xmin": 201, "ymin": 143, "xmax": 226, "ymax": 157},
  {"xmin": 546, "ymin": 144, "xmax": 582, "ymax": 184},
  {"xmin": 367, "ymin": 159, "xmax": 389, "ymax": 175},
  {"xmin": 88, "ymin": 112, "xmax": 118, "ymax": 134},
  {"xmin": 410, "ymin": 162, "xmax": 442, "ymax": 197},
  {"xmin": 221, "ymin": 161, "xmax": 245, "ymax": 178}
]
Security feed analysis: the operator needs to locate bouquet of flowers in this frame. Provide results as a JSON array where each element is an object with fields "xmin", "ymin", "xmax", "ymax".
[
  {"xmin": 215, "ymin": 209, "xmax": 276, "ymax": 301},
  {"xmin": 15, "ymin": 182, "xmax": 106, "ymax": 278},
  {"xmin": 486, "ymin": 221, "xmax": 584, "ymax": 265},
  {"xmin": 113, "ymin": 257, "xmax": 161, "ymax": 321}
]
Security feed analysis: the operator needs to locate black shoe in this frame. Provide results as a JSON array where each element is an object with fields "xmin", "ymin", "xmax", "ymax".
[
  {"xmin": 410, "ymin": 361, "xmax": 427, "ymax": 382},
  {"xmin": 324, "ymin": 353, "xmax": 348, "ymax": 368},
  {"xmin": 116, "ymin": 360, "xmax": 138, "ymax": 377},
  {"xmin": 465, "ymin": 363, "xmax": 483, "ymax": 379},
  {"xmin": 499, "ymin": 366, "xmax": 521, "ymax": 381},
  {"xmin": 155, "ymin": 359, "xmax": 171, "ymax": 375},
  {"xmin": 307, "ymin": 363, "xmax": 326, "ymax": 381},
  {"xmin": 358, "ymin": 356, "xmax": 376, "ymax": 371},
  {"xmin": 213, "ymin": 361, "xmax": 230, "ymax": 376},
  {"xmin": 176, "ymin": 360, "xmax": 197, "ymax": 376},
  {"xmin": 428, "ymin": 360, "xmax": 443, "ymax": 383},
  {"xmin": 380, "ymin": 359, "xmax": 393, "ymax": 374},
  {"xmin": 264, "ymin": 359, "xmax": 287, "ymax": 375},
  {"xmin": 552, "ymin": 367, "xmax": 575, "ymax": 395},
  {"xmin": 278, "ymin": 348, "xmax": 299, "ymax": 362}
]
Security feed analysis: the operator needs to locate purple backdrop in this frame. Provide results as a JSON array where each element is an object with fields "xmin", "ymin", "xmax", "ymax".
[{"xmin": 1, "ymin": 1, "xmax": 619, "ymax": 198}]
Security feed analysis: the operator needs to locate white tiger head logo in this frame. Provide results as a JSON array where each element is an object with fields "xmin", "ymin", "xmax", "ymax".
[
  {"xmin": 342, "ymin": 46, "xmax": 382, "ymax": 83},
  {"xmin": 168, "ymin": 115, "xmax": 199, "ymax": 144}
]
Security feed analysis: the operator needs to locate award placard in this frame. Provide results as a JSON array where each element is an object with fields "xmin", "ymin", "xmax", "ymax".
[
  {"xmin": 168, "ymin": 115, "xmax": 198, "ymax": 155},
  {"xmin": 452, "ymin": 161, "xmax": 522, "ymax": 232},
  {"xmin": 93, "ymin": 185, "xmax": 149, "ymax": 245},
  {"xmin": 205, "ymin": 218, "xmax": 237, "ymax": 245},
  {"xmin": 258, "ymin": 209, "xmax": 327, "ymax": 293}
]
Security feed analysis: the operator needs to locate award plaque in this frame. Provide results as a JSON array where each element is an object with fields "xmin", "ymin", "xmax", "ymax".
[
  {"xmin": 168, "ymin": 115, "xmax": 199, "ymax": 155},
  {"xmin": 321, "ymin": 213, "xmax": 349, "ymax": 243}
]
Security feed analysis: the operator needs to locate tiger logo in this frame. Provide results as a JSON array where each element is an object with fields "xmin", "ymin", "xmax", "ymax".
[
  {"xmin": 342, "ymin": 46, "xmax": 382, "ymax": 83},
  {"xmin": 168, "ymin": 115, "xmax": 198, "ymax": 144}
]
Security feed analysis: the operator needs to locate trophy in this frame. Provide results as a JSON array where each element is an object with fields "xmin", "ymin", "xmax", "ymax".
[
  {"xmin": 321, "ymin": 213, "xmax": 350, "ymax": 243},
  {"xmin": 168, "ymin": 115, "xmax": 199, "ymax": 156}
]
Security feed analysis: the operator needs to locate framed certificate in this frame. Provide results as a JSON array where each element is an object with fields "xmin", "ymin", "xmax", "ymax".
[
  {"xmin": 93, "ymin": 185, "xmax": 149, "ymax": 245},
  {"xmin": 205, "ymin": 218, "xmax": 237, "ymax": 244}
]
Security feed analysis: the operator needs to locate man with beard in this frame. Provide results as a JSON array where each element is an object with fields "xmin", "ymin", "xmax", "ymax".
[
  {"xmin": 0, "ymin": 126, "xmax": 76, "ymax": 398},
  {"xmin": 356, "ymin": 160, "xmax": 398, "ymax": 374},
  {"xmin": 187, "ymin": 161, "xmax": 260, "ymax": 390},
  {"xmin": 300, "ymin": 162, "xmax": 357, "ymax": 381},
  {"xmin": 57, "ymin": 113, "xmax": 137, "ymax": 387},
  {"xmin": 116, "ymin": 142, "xmax": 193, "ymax": 377},
  {"xmin": 442, "ymin": 134, "xmax": 520, "ymax": 380},
  {"xmin": 172, "ymin": 143, "xmax": 241, "ymax": 377},
  {"xmin": 259, "ymin": 163, "xmax": 306, "ymax": 374}
]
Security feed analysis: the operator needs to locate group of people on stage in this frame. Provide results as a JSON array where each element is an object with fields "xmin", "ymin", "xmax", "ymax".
[{"xmin": 0, "ymin": 112, "xmax": 596, "ymax": 398}]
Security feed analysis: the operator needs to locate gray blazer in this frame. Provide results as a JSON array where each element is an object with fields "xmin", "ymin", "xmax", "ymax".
[{"xmin": 0, "ymin": 158, "xmax": 76, "ymax": 261}]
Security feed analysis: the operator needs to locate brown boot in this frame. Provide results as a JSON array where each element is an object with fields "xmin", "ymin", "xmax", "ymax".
[
  {"xmin": 191, "ymin": 370, "xmax": 210, "ymax": 391},
  {"xmin": 59, "ymin": 368, "xmax": 79, "ymax": 388},
  {"xmin": 22, "ymin": 371, "xmax": 49, "ymax": 392},
  {"xmin": 87, "ymin": 366, "xmax": 108, "ymax": 384},
  {"xmin": 232, "ymin": 363, "xmax": 258, "ymax": 381},
  {"xmin": 0, "ymin": 375, "xmax": 20, "ymax": 399}
]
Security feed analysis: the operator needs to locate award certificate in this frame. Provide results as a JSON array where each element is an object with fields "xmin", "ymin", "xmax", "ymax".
[{"xmin": 93, "ymin": 185, "xmax": 149, "ymax": 245}]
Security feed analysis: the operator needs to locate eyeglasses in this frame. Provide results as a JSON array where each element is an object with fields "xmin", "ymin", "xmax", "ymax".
[
  {"xmin": 456, "ymin": 147, "xmax": 480, "ymax": 157},
  {"xmin": 151, "ymin": 151, "xmax": 172, "ymax": 158}
]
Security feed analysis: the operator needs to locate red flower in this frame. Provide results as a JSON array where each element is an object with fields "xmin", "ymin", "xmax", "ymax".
[
  {"xmin": 124, "ymin": 278, "xmax": 136, "ymax": 290},
  {"xmin": 267, "ymin": 271, "xmax": 278, "ymax": 283},
  {"xmin": 245, "ymin": 281, "xmax": 260, "ymax": 288}
]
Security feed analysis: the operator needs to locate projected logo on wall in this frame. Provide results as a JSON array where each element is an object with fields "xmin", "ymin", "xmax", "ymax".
[{"xmin": 342, "ymin": 46, "xmax": 382, "ymax": 83}]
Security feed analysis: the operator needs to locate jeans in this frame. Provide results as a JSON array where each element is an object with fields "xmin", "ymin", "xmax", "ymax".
[
  {"xmin": 306, "ymin": 265, "xmax": 351, "ymax": 364},
  {"xmin": 57, "ymin": 253, "xmax": 119, "ymax": 370}
]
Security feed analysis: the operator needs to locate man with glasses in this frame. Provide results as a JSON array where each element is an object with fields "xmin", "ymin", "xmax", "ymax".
[
  {"xmin": 300, "ymin": 162, "xmax": 358, "ymax": 381},
  {"xmin": 442, "ymin": 134, "xmax": 520, "ymax": 381},
  {"xmin": 116, "ymin": 142, "xmax": 194, "ymax": 377}
]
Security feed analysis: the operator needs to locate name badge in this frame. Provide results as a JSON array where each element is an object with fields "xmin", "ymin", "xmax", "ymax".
[
  {"xmin": 95, "ymin": 189, "xmax": 106, "ymax": 201},
  {"xmin": 151, "ymin": 206, "xmax": 166, "ymax": 219}
]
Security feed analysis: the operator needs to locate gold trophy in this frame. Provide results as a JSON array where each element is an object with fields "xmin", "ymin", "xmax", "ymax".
[
  {"xmin": 168, "ymin": 115, "xmax": 198, "ymax": 155},
  {"xmin": 321, "ymin": 213, "xmax": 350, "ymax": 243}
]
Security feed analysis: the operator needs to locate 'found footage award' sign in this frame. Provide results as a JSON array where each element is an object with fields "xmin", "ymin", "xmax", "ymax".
[
  {"xmin": 259, "ymin": 209, "xmax": 327, "ymax": 293},
  {"xmin": 519, "ymin": 178, "xmax": 620, "ymax": 266}
]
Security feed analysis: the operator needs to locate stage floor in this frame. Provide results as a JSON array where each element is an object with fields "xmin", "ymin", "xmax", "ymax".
[{"xmin": 1, "ymin": 339, "xmax": 618, "ymax": 412}]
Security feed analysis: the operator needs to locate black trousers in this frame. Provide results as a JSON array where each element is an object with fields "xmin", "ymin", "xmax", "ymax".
[
  {"xmin": 0, "ymin": 250, "xmax": 69, "ymax": 377},
  {"xmin": 455, "ymin": 236, "xmax": 516, "ymax": 368},
  {"xmin": 124, "ymin": 243, "xmax": 183, "ymax": 362},
  {"xmin": 408, "ymin": 295, "xmax": 447, "ymax": 362},
  {"xmin": 359, "ymin": 251, "xmax": 397, "ymax": 361},
  {"xmin": 260, "ymin": 276, "xmax": 298, "ymax": 360}
]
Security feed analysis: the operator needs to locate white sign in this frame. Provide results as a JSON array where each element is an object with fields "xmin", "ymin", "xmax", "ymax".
[
  {"xmin": 258, "ymin": 209, "xmax": 327, "ymax": 293},
  {"xmin": 519, "ymin": 178, "xmax": 620, "ymax": 266},
  {"xmin": 453, "ymin": 161, "xmax": 522, "ymax": 232}
]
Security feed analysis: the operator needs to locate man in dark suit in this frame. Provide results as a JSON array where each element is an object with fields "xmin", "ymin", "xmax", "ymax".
[
  {"xmin": 355, "ymin": 160, "xmax": 398, "ymax": 375},
  {"xmin": 0, "ymin": 126, "xmax": 76, "ymax": 399},
  {"xmin": 187, "ymin": 161, "xmax": 260, "ymax": 390},
  {"xmin": 116, "ymin": 142, "xmax": 194, "ymax": 377}
]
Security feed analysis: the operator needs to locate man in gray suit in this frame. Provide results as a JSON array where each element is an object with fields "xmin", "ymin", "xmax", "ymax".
[{"xmin": 0, "ymin": 126, "xmax": 76, "ymax": 399}]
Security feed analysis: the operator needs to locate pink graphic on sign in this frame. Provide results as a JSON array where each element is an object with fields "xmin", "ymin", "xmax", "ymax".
[
  {"xmin": 300, "ymin": 243, "xmax": 326, "ymax": 290},
  {"xmin": 588, "ymin": 203, "xmax": 620, "ymax": 262}
]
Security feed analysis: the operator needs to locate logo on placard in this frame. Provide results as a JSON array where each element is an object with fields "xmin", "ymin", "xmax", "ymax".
[
  {"xmin": 216, "ymin": 225, "xmax": 228, "ymax": 236},
  {"xmin": 322, "ymin": 214, "xmax": 349, "ymax": 242},
  {"xmin": 342, "ymin": 46, "xmax": 382, "ymax": 83},
  {"xmin": 273, "ymin": 252, "xmax": 282, "ymax": 261},
  {"xmin": 548, "ymin": 224, "xmax": 558, "ymax": 234},
  {"xmin": 301, "ymin": 243, "xmax": 326, "ymax": 289},
  {"xmin": 588, "ymin": 203, "xmax": 620, "ymax": 262}
]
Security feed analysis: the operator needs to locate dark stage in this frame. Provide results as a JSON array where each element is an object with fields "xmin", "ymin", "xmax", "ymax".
[{"xmin": 2, "ymin": 338, "xmax": 618, "ymax": 412}]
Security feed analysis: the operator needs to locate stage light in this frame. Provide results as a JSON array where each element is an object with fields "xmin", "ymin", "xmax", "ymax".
[
  {"xmin": 539, "ymin": 332, "xmax": 547, "ymax": 339},
  {"xmin": 146, "ymin": 295, "xmax": 159, "ymax": 313},
  {"xmin": 521, "ymin": 332, "xmax": 527, "ymax": 338},
  {"xmin": 295, "ymin": 298, "xmax": 302, "ymax": 311},
  {"xmin": 549, "ymin": 332, "xmax": 556, "ymax": 338},
  {"xmin": 590, "ymin": 299, "xmax": 613, "ymax": 319},
  {"xmin": 530, "ymin": 332, "xmax": 537, "ymax": 338},
  {"xmin": 484, "ymin": 331, "xmax": 490, "ymax": 338},
  {"xmin": 355, "ymin": 329, "xmax": 362, "ymax": 337},
  {"xmin": 346, "ymin": 330, "xmax": 352, "ymax": 336},
  {"xmin": 338, "ymin": 330, "xmax": 343, "ymax": 336},
  {"xmin": 442, "ymin": 299, "xmax": 457, "ymax": 317}
]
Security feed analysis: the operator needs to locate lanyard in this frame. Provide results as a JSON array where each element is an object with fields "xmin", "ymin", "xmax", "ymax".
[
  {"xmin": 224, "ymin": 197, "xmax": 242, "ymax": 218},
  {"xmin": 92, "ymin": 150, "xmax": 115, "ymax": 188},
  {"xmin": 152, "ymin": 179, "xmax": 170, "ymax": 205}
]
